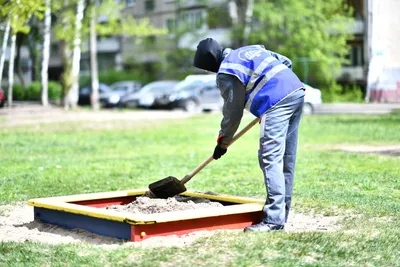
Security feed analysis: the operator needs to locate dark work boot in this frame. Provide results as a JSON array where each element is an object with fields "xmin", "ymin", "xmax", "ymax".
[{"xmin": 244, "ymin": 222, "xmax": 284, "ymax": 232}]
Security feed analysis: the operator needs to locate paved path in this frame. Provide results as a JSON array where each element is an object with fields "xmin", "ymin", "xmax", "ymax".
[
  {"xmin": 314, "ymin": 103, "xmax": 400, "ymax": 115},
  {"xmin": 1, "ymin": 102, "xmax": 399, "ymax": 127},
  {"xmin": 0, "ymin": 104, "xmax": 193, "ymax": 127}
]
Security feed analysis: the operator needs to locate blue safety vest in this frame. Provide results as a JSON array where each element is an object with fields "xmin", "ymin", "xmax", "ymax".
[{"xmin": 218, "ymin": 45, "xmax": 303, "ymax": 117}]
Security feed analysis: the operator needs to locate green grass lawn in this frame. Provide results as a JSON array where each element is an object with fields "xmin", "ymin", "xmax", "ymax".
[{"xmin": 0, "ymin": 112, "xmax": 399, "ymax": 266}]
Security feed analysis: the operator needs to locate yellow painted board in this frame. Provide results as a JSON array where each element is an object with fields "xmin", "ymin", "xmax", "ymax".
[
  {"xmin": 28, "ymin": 190, "xmax": 264, "ymax": 225},
  {"xmin": 28, "ymin": 188, "xmax": 147, "ymax": 203},
  {"xmin": 181, "ymin": 191, "xmax": 265, "ymax": 205}
]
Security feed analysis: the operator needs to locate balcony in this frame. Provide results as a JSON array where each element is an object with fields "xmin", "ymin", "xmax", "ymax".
[
  {"xmin": 96, "ymin": 37, "xmax": 121, "ymax": 53},
  {"xmin": 346, "ymin": 20, "xmax": 364, "ymax": 34},
  {"xmin": 336, "ymin": 66, "xmax": 365, "ymax": 82},
  {"xmin": 178, "ymin": 28, "xmax": 231, "ymax": 50}
]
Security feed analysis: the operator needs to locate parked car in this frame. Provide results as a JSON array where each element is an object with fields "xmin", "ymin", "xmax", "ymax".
[
  {"xmin": 303, "ymin": 83, "xmax": 322, "ymax": 115},
  {"xmin": 78, "ymin": 83, "xmax": 111, "ymax": 106},
  {"xmin": 0, "ymin": 88, "xmax": 5, "ymax": 108},
  {"xmin": 121, "ymin": 80, "xmax": 178, "ymax": 109},
  {"xmin": 99, "ymin": 81, "xmax": 142, "ymax": 108},
  {"xmin": 167, "ymin": 74, "xmax": 223, "ymax": 112}
]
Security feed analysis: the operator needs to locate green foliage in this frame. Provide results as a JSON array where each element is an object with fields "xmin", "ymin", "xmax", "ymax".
[
  {"xmin": 48, "ymin": 81, "xmax": 62, "ymax": 101},
  {"xmin": 24, "ymin": 81, "xmax": 41, "ymax": 100},
  {"xmin": 52, "ymin": 0, "xmax": 77, "ymax": 46},
  {"xmin": 11, "ymin": 84, "xmax": 24, "ymax": 101},
  {"xmin": 86, "ymin": 0, "xmax": 167, "ymax": 38},
  {"xmin": 80, "ymin": 70, "xmax": 153, "ymax": 87},
  {"xmin": 3, "ymin": 84, "xmax": 25, "ymax": 101},
  {"xmin": 322, "ymin": 82, "xmax": 364, "ymax": 102},
  {"xmin": 0, "ymin": 0, "xmax": 45, "ymax": 35},
  {"xmin": 52, "ymin": 0, "xmax": 167, "ymax": 99},
  {"xmin": 250, "ymin": 0, "xmax": 354, "ymax": 86},
  {"xmin": 5, "ymin": 81, "xmax": 62, "ymax": 101},
  {"xmin": 163, "ymin": 48, "xmax": 195, "ymax": 80}
]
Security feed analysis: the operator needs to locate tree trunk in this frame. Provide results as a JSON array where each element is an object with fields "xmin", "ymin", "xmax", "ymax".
[
  {"xmin": 242, "ymin": 0, "xmax": 254, "ymax": 45},
  {"xmin": 0, "ymin": 19, "xmax": 10, "ymax": 88},
  {"xmin": 27, "ymin": 35, "xmax": 38, "ymax": 81},
  {"xmin": 89, "ymin": 5, "xmax": 99, "ymax": 110},
  {"xmin": 27, "ymin": 20, "xmax": 41, "ymax": 82},
  {"xmin": 228, "ymin": 1, "xmax": 239, "ymax": 25},
  {"xmin": 66, "ymin": 0, "xmax": 85, "ymax": 109},
  {"xmin": 15, "ymin": 33, "xmax": 26, "ymax": 90},
  {"xmin": 229, "ymin": 0, "xmax": 254, "ymax": 47},
  {"xmin": 7, "ymin": 32, "xmax": 16, "ymax": 108},
  {"xmin": 61, "ymin": 40, "xmax": 72, "ymax": 109},
  {"xmin": 61, "ymin": 0, "xmax": 71, "ymax": 109},
  {"xmin": 41, "ymin": 0, "xmax": 51, "ymax": 107}
]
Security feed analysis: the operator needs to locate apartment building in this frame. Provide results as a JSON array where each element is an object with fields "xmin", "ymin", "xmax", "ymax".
[
  {"xmin": 121, "ymin": 0, "xmax": 400, "ymax": 103},
  {"xmin": 3, "ymin": 0, "xmax": 397, "ymax": 102},
  {"xmin": 365, "ymin": 0, "xmax": 400, "ymax": 102},
  {"xmin": 120, "ymin": 0, "xmax": 228, "ymax": 67},
  {"xmin": 337, "ymin": 0, "xmax": 366, "ymax": 86},
  {"xmin": 121, "ymin": 0, "xmax": 370, "ymax": 86}
]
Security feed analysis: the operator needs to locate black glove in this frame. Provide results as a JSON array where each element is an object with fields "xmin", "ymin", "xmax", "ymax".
[{"xmin": 213, "ymin": 144, "xmax": 227, "ymax": 160}]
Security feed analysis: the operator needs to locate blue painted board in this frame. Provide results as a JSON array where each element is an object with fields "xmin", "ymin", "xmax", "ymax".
[{"xmin": 34, "ymin": 207, "xmax": 131, "ymax": 240}]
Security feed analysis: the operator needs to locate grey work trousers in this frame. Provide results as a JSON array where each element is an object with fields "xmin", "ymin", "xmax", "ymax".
[{"xmin": 258, "ymin": 88, "xmax": 305, "ymax": 226}]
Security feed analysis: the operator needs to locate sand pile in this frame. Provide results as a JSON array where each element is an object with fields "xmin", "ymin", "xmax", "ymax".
[{"xmin": 105, "ymin": 196, "xmax": 224, "ymax": 214}]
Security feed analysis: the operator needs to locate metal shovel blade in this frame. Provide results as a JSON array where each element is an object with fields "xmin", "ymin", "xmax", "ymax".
[{"xmin": 147, "ymin": 176, "xmax": 187, "ymax": 199}]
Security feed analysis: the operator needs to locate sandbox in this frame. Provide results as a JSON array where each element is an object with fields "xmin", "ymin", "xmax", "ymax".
[{"xmin": 28, "ymin": 189, "xmax": 264, "ymax": 242}]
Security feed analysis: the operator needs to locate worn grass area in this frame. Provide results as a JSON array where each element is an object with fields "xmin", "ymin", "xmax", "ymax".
[{"xmin": 0, "ymin": 112, "xmax": 399, "ymax": 266}]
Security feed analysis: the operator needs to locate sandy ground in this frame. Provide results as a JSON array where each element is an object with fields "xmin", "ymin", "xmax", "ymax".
[
  {"xmin": 106, "ymin": 196, "xmax": 223, "ymax": 214},
  {"xmin": 0, "ymin": 202, "xmax": 342, "ymax": 248}
]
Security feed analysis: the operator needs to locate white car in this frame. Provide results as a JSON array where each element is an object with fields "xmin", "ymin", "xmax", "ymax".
[{"xmin": 303, "ymin": 83, "xmax": 322, "ymax": 115}]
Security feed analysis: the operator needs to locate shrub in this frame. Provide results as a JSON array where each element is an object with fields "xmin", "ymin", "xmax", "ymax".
[
  {"xmin": 3, "ymin": 81, "xmax": 62, "ymax": 101},
  {"xmin": 48, "ymin": 81, "xmax": 62, "ymax": 101},
  {"xmin": 321, "ymin": 82, "xmax": 364, "ymax": 103},
  {"xmin": 80, "ymin": 70, "xmax": 153, "ymax": 88},
  {"xmin": 3, "ymin": 84, "xmax": 25, "ymax": 100},
  {"xmin": 12, "ymin": 84, "xmax": 25, "ymax": 100},
  {"xmin": 25, "ymin": 82, "xmax": 41, "ymax": 101}
]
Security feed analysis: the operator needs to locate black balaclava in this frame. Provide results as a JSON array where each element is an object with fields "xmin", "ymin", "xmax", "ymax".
[{"xmin": 193, "ymin": 38, "xmax": 224, "ymax": 73}]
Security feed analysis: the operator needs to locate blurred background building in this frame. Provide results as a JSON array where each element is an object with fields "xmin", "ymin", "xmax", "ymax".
[{"xmin": 0, "ymin": 0, "xmax": 399, "ymax": 103}]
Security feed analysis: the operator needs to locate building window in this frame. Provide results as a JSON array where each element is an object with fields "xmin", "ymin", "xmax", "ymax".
[
  {"xmin": 51, "ymin": 43, "xmax": 59, "ymax": 54},
  {"xmin": 145, "ymin": 0, "xmax": 155, "ymax": 12},
  {"xmin": 145, "ymin": 36, "xmax": 156, "ymax": 45},
  {"xmin": 346, "ymin": 0, "xmax": 364, "ymax": 19},
  {"xmin": 345, "ymin": 40, "xmax": 364, "ymax": 67},
  {"xmin": 180, "ymin": 11, "xmax": 203, "ymax": 30},
  {"xmin": 125, "ymin": 0, "xmax": 135, "ymax": 7},
  {"xmin": 207, "ymin": 7, "xmax": 231, "ymax": 29},
  {"xmin": 166, "ymin": 18, "xmax": 175, "ymax": 32}
]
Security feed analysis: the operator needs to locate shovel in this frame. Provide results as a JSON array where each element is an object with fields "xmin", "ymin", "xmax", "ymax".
[{"xmin": 145, "ymin": 117, "xmax": 260, "ymax": 199}]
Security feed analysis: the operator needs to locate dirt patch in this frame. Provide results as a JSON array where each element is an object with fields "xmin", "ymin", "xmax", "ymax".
[
  {"xmin": 106, "ymin": 196, "xmax": 223, "ymax": 214},
  {"xmin": 0, "ymin": 202, "xmax": 343, "ymax": 248},
  {"xmin": 303, "ymin": 144, "xmax": 400, "ymax": 157},
  {"xmin": 336, "ymin": 145, "xmax": 400, "ymax": 157}
]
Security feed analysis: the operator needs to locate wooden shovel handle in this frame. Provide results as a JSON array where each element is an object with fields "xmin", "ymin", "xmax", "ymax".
[{"xmin": 180, "ymin": 117, "xmax": 260, "ymax": 185}]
